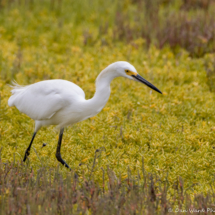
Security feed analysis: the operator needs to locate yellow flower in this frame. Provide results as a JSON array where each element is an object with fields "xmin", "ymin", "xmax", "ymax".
[{"xmin": 81, "ymin": 158, "xmax": 88, "ymax": 162}]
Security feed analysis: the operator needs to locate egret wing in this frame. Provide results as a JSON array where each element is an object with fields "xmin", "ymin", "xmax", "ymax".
[{"xmin": 8, "ymin": 80, "xmax": 85, "ymax": 120}]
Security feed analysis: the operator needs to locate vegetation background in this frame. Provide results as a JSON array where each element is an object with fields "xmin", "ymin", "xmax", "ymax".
[{"xmin": 1, "ymin": 0, "xmax": 215, "ymax": 213}]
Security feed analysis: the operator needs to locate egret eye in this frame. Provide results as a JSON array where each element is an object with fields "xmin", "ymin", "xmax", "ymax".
[{"xmin": 125, "ymin": 70, "xmax": 129, "ymax": 73}]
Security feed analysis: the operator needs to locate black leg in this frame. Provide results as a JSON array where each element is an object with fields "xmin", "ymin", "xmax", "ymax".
[
  {"xmin": 23, "ymin": 132, "xmax": 37, "ymax": 162},
  {"xmin": 56, "ymin": 128, "xmax": 71, "ymax": 170}
]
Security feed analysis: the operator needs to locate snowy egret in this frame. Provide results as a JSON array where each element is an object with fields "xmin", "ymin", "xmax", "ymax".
[{"xmin": 8, "ymin": 61, "xmax": 162, "ymax": 169}]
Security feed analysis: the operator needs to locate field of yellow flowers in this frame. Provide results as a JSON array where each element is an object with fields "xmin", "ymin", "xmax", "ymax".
[{"xmin": 1, "ymin": 0, "xmax": 215, "ymax": 198}]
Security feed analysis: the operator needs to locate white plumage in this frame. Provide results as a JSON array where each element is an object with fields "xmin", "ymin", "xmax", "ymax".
[
  {"xmin": 8, "ymin": 80, "xmax": 86, "ymax": 131},
  {"xmin": 8, "ymin": 61, "xmax": 162, "ymax": 169}
]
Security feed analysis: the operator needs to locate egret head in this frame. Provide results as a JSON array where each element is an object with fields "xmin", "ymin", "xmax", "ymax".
[{"xmin": 114, "ymin": 61, "xmax": 162, "ymax": 94}]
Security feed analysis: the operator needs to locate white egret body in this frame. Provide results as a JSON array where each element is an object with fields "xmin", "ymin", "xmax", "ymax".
[{"xmin": 8, "ymin": 61, "xmax": 162, "ymax": 169}]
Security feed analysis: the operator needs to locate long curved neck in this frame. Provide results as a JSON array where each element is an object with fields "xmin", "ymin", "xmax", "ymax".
[{"xmin": 83, "ymin": 68, "xmax": 117, "ymax": 118}]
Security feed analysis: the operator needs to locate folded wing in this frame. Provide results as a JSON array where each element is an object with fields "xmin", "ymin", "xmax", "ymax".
[{"xmin": 8, "ymin": 80, "xmax": 85, "ymax": 120}]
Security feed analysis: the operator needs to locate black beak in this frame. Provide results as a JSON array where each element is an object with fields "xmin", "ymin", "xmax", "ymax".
[{"xmin": 132, "ymin": 74, "xmax": 162, "ymax": 94}]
